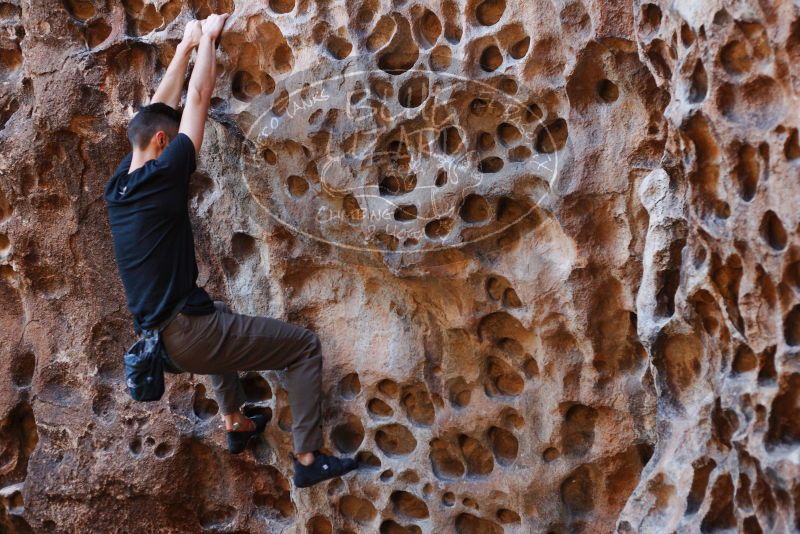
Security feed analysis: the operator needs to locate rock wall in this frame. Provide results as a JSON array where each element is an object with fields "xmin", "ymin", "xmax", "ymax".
[{"xmin": 0, "ymin": 0, "xmax": 798, "ymax": 532}]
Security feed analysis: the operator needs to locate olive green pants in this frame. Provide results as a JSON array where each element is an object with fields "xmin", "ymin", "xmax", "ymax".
[{"xmin": 161, "ymin": 301, "xmax": 323, "ymax": 453}]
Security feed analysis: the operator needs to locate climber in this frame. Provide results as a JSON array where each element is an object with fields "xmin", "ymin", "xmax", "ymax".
[{"xmin": 103, "ymin": 14, "xmax": 356, "ymax": 488}]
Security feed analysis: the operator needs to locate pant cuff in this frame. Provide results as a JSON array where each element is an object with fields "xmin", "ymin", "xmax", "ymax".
[
  {"xmin": 293, "ymin": 430, "xmax": 324, "ymax": 454},
  {"xmin": 218, "ymin": 383, "xmax": 247, "ymax": 415},
  {"xmin": 220, "ymin": 405, "xmax": 242, "ymax": 416}
]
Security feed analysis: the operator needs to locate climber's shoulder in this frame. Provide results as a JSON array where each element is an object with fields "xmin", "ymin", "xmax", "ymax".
[{"xmin": 156, "ymin": 133, "xmax": 196, "ymax": 177}]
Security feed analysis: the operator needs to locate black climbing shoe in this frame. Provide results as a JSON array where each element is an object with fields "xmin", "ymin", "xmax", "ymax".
[
  {"xmin": 226, "ymin": 415, "xmax": 268, "ymax": 454},
  {"xmin": 293, "ymin": 451, "xmax": 358, "ymax": 488}
]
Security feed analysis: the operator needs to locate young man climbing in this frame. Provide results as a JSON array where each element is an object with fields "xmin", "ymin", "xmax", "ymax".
[{"xmin": 104, "ymin": 14, "xmax": 356, "ymax": 488}]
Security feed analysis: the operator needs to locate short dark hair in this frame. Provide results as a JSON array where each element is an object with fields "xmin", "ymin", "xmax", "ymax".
[{"xmin": 127, "ymin": 103, "xmax": 181, "ymax": 150}]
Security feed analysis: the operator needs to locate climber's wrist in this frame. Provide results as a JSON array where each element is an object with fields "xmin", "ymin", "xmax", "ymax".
[
  {"xmin": 198, "ymin": 32, "xmax": 217, "ymax": 44},
  {"xmin": 175, "ymin": 41, "xmax": 194, "ymax": 57}
]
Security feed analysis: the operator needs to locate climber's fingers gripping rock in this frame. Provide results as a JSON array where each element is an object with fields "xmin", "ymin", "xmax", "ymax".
[
  {"xmin": 181, "ymin": 19, "xmax": 203, "ymax": 49},
  {"xmin": 201, "ymin": 12, "xmax": 229, "ymax": 44}
]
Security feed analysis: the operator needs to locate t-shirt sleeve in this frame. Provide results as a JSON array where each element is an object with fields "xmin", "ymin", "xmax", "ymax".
[{"xmin": 157, "ymin": 133, "xmax": 197, "ymax": 179}]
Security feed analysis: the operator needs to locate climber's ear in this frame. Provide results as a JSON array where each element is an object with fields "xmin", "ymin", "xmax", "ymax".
[{"xmin": 153, "ymin": 130, "xmax": 170, "ymax": 151}]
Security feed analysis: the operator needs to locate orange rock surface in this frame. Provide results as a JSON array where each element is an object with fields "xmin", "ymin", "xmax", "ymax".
[{"xmin": 0, "ymin": 0, "xmax": 798, "ymax": 532}]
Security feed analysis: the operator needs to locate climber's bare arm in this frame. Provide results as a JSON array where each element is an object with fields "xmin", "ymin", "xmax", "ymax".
[
  {"xmin": 180, "ymin": 13, "xmax": 228, "ymax": 154},
  {"xmin": 151, "ymin": 20, "xmax": 202, "ymax": 109}
]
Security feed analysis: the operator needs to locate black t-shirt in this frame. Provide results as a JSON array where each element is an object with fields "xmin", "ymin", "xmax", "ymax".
[{"xmin": 104, "ymin": 133, "xmax": 214, "ymax": 331}]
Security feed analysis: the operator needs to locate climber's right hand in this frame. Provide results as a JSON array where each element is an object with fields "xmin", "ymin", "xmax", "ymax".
[{"xmin": 201, "ymin": 13, "xmax": 229, "ymax": 42}]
